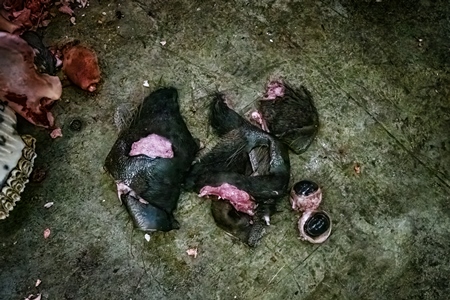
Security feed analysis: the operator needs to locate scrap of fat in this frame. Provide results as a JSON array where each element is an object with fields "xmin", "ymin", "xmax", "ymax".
[{"xmin": 0, "ymin": 106, "xmax": 25, "ymax": 186}]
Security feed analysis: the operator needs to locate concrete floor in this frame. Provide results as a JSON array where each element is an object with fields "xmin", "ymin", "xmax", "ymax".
[{"xmin": 1, "ymin": 0, "xmax": 449, "ymax": 299}]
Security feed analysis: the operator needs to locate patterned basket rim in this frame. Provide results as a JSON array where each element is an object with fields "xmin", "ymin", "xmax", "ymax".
[{"xmin": 0, "ymin": 134, "xmax": 37, "ymax": 220}]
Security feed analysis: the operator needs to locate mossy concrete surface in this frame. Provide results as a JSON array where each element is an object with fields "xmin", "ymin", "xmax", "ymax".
[{"xmin": 1, "ymin": 0, "xmax": 449, "ymax": 299}]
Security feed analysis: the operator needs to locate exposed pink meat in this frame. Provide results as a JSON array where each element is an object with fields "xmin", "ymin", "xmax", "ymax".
[
  {"xmin": 0, "ymin": 32, "xmax": 62, "ymax": 128},
  {"xmin": 116, "ymin": 181, "xmax": 148, "ymax": 204},
  {"xmin": 129, "ymin": 134, "xmax": 174, "ymax": 158},
  {"xmin": 116, "ymin": 181, "xmax": 132, "ymax": 200},
  {"xmin": 58, "ymin": 4, "xmax": 74, "ymax": 16},
  {"xmin": 290, "ymin": 187, "xmax": 322, "ymax": 212},
  {"xmin": 199, "ymin": 183, "xmax": 256, "ymax": 216},
  {"xmin": 186, "ymin": 248, "xmax": 198, "ymax": 258},
  {"xmin": 250, "ymin": 110, "xmax": 270, "ymax": 132},
  {"xmin": 263, "ymin": 80, "xmax": 285, "ymax": 100},
  {"xmin": 50, "ymin": 128, "xmax": 62, "ymax": 138}
]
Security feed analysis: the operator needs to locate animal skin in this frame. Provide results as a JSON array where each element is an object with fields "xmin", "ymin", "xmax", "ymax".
[
  {"xmin": 104, "ymin": 87, "xmax": 199, "ymax": 232},
  {"xmin": 187, "ymin": 93, "xmax": 291, "ymax": 246},
  {"xmin": 253, "ymin": 80, "xmax": 319, "ymax": 154}
]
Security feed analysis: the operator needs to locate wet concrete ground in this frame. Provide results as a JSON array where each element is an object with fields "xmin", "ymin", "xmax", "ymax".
[{"xmin": 1, "ymin": 0, "xmax": 449, "ymax": 299}]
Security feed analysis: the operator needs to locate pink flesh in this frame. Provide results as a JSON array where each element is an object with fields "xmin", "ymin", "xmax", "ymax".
[
  {"xmin": 52, "ymin": 49, "xmax": 63, "ymax": 67},
  {"xmin": 55, "ymin": 56, "xmax": 63, "ymax": 68},
  {"xmin": 186, "ymin": 248, "xmax": 198, "ymax": 258},
  {"xmin": 250, "ymin": 110, "xmax": 270, "ymax": 132},
  {"xmin": 87, "ymin": 84, "xmax": 97, "ymax": 92},
  {"xmin": 0, "ymin": 32, "xmax": 62, "ymax": 128},
  {"xmin": 58, "ymin": 4, "xmax": 74, "ymax": 16},
  {"xmin": 290, "ymin": 188, "xmax": 322, "ymax": 212},
  {"xmin": 116, "ymin": 182, "xmax": 148, "ymax": 204},
  {"xmin": 116, "ymin": 182, "xmax": 132, "ymax": 200},
  {"xmin": 129, "ymin": 134, "xmax": 174, "ymax": 158},
  {"xmin": 263, "ymin": 80, "xmax": 285, "ymax": 100},
  {"xmin": 199, "ymin": 183, "xmax": 256, "ymax": 216},
  {"xmin": 50, "ymin": 128, "xmax": 63, "ymax": 139}
]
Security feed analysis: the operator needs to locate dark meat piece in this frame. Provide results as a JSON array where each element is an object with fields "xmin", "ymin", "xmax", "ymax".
[
  {"xmin": 187, "ymin": 93, "xmax": 290, "ymax": 246},
  {"xmin": 61, "ymin": 42, "xmax": 101, "ymax": 92},
  {"xmin": 254, "ymin": 80, "xmax": 319, "ymax": 154},
  {"xmin": 210, "ymin": 200, "xmax": 254, "ymax": 243},
  {"xmin": 104, "ymin": 87, "xmax": 199, "ymax": 232},
  {"xmin": 20, "ymin": 31, "xmax": 57, "ymax": 75}
]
